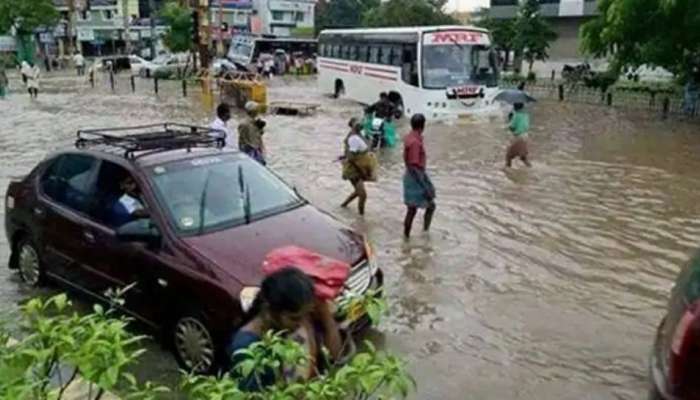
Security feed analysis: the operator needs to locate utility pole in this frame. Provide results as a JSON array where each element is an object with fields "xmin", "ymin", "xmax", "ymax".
[
  {"xmin": 197, "ymin": 0, "xmax": 210, "ymax": 69},
  {"xmin": 149, "ymin": 0, "xmax": 157, "ymax": 59},
  {"xmin": 123, "ymin": 0, "xmax": 131, "ymax": 54},
  {"xmin": 217, "ymin": 0, "xmax": 224, "ymax": 57},
  {"xmin": 67, "ymin": 0, "xmax": 76, "ymax": 56}
]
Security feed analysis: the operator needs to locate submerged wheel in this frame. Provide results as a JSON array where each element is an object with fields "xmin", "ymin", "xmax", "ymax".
[
  {"xmin": 334, "ymin": 79, "xmax": 345, "ymax": 98},
  {"xmin": 16, "ymin": 237, "xmax": 43, "ymax": 287},
  {"xmin": 172, "ymin": 313, "xmax": 217, "ymax": 374}
]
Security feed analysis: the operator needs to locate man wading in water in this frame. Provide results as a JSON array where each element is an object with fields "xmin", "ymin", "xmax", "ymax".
[{"xmin": 402, "ymin": 114, "xmax": 436, "ymax": 238}]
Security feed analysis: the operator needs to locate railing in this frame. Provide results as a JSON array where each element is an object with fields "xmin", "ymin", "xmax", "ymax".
[{"xmin": 502, "ymin": 80, "xmax": 699, "ymax": 120}]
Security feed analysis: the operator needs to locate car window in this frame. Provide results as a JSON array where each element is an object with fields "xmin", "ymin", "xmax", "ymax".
[
  {"xmin": 90, "ymin": 161, "xmax": 147, "ymax": 229},
  {"xmin": 149, "ymin": 155, "xmax": 303, "ymax": 235},
  {"xmin": 40, "ymin": 154, "xmax": 97, "ymax": 213}
]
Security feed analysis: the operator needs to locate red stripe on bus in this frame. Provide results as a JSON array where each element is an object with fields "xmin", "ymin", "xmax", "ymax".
[
  {"xmin": 320, "ymin": 64, "xmax": 348, "ymax": 73},
  {"xmin": 364, "ymin": 72, "xmax": 397, "ymax": 81},
  {"xmin": 363, "ymin": 66, "xmax": 398, "ymax": 74},
  {"xmin": 320, "ymin": 59, "xmax": 348, "ymax": 67}
]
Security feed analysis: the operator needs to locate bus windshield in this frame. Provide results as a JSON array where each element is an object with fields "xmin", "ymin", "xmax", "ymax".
[
  {"xmin": 421, "ymin": 30, "xmax": 497, "ymax": 89},
  {"xmin": 229, "ymin": 40, "xmax": 253, "ymax": 63}
]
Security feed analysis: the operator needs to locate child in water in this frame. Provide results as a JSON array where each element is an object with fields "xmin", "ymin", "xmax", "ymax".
[{"xmin": 506, "ymin": 102, "xmax": 531, "ymax": 168}]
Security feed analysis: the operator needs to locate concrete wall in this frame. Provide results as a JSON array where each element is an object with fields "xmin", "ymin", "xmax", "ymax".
[{"xmin": 547, "ymin": 17, "xmax": 591, "ymax": 61}]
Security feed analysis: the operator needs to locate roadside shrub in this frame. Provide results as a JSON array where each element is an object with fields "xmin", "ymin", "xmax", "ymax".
[{"xmin": 0, "ymin": 289, "xmax": 413, "ymax": 400}]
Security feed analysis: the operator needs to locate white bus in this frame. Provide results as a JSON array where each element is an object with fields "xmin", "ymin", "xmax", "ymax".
[
  {"xmin": 317, "ymin": 26, "xmax": 500, "ymax": 119},
  {"xmin": 228, "ymin": 35, "xmax": 317, "ymax": 70}
]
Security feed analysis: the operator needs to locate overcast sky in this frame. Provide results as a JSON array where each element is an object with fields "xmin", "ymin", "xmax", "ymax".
[{"xmin": 444, "ymin": 0, "xmax": 490, "ymax": 12}]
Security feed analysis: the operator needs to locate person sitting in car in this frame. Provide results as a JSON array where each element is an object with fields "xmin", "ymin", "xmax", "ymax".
[{"xmin": 107, "ymin": 176, "xmax": 148, "ymax": 227}]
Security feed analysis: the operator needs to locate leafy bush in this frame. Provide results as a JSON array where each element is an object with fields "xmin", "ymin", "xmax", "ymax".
[{"xmin": 0, "ymin": 290, "xmax": 413, "ymax": 400}]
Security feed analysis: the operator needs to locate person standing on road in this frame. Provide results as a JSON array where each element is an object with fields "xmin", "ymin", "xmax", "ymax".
[
  {"xmin": 505, "ymin": 102, "xmax": 532, "ymax": 168},
  {"xmin": 238, "ymin": 101, "xmax": 266, "ymax": 165},
  {"xmin": 26, "ymin": 62, "xmax": 40, "ymax": 99},
  {"xmin": 402, "ymin": 114, "xmax": 436, "ymax": 238},
  {"xmin": 209, "ymin": 103, "xmax": 236, "ymax": 147},
  {"xmin": 20, "ymin": 61, "xmax": 30, "ymax": 85},
  {"xmin": 73, "ymin": 52, "xmax": 85, "ymax": 76},
  {"xmin": 340, "ymin": 118, "xmax": 373, "ymax": 215}
]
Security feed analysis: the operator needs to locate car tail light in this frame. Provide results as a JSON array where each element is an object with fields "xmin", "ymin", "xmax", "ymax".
[
  {"xmin": 6, "ymin": 195, "xmax": 14, "ymax": 210},
  {"xmin": 669, "ymin": 302, "xmax": 700, "ymax": 389}
]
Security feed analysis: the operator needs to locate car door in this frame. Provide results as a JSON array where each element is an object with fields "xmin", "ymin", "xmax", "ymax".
[
  {"xmin": 37, "ymin": 153, "xmax": 100, "ymax": 291},
  {"xmin": 83, "ymin": 160, "xmax": 177, "ymax": 325}
]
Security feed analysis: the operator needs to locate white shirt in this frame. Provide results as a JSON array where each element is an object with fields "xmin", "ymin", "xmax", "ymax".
[
  {"xmin": 73, "ymin": 54, "xmax": 85, "ymax": 66},
  {"xmin": 347, "ymin": 134, "xmax": 368, "ymax": 153},
  {"xmin": 209, "ymin": 117, "xmax": 235, "ymax": 147},
  {"xmin": 118, "ymin": 194, "xmax": 143, "ymax": 214}
]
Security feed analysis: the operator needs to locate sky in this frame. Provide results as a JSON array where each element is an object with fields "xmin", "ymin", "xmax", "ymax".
[{"xmin": 444, "ymin": 0, "xmax": 490, "ymax": 13}]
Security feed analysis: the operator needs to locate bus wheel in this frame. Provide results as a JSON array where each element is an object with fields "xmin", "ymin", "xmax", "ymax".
[
  {"xmin": 388, "ymin": 91, "xmax": 404, "ymax": 118},
  {"xmin": 334, "ymin": 80, "xmax": 345, "ymax": 98}
]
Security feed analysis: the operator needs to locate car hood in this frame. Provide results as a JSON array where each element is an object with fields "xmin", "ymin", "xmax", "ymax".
[{"xmin": 182, "ymin": 205, "xmax": 366, "ymax": 286}]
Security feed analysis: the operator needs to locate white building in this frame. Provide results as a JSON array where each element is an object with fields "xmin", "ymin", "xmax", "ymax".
[{"xmin": 253, "ymin": 0, "xmax": 315, "ymax": 37}]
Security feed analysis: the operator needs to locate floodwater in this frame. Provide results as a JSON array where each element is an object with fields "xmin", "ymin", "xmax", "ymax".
[{"xmin": 2, "ymin": 72, "xmax": 700, "ymax": 400}]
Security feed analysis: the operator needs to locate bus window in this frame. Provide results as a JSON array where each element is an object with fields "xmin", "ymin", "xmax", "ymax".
[
  {"xmin": 319, "ymin": 44, "xmax": 325, "ymax": 57},
  {"xmin": 401, "ymin": 45, "xmax": 419, "ymax": 87},
  {"xmin": 390, "ymin": 45, "xmax": 403, "ymax": 66},
  {"xmin": 342, "ymin": 45, "xmax": 350, "ymax": 60},
  {"xmin": 349, "ymin": 45, "xmax": 358, "ymax": 61},
  {"xmin": 369, "ymin": 46, "xmax": 380, "ymax": 64},
  {"xmin": 358, "ymin": 45, "xmax": 369, "ymax": 62}
]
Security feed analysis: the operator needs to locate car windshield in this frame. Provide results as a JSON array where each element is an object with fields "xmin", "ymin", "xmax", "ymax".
[
  {"xmin": 149, "ymin": 155, "xmax": 303, "ymax": 236},
  {"xmin": 229, "ymin": 41, "xmax": 253, "ymax": 62},
  {"xmin": 422, "ymin": 44, "xmax": 497, "ymax": 89}
]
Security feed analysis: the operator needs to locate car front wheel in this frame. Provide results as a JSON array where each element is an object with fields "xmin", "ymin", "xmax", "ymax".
[
  {"xmin": 16, "ymin": 238, "xmax": 43, "ymax": 287},
  {"xmin": 172, "ymin": 313, "xmax": 217, "ymax": 374}
]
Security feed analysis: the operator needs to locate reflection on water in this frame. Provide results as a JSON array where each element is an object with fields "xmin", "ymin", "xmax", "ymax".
[{"xmin": 2, "ymin": 73, "xmax": 700, "ymax": 399}]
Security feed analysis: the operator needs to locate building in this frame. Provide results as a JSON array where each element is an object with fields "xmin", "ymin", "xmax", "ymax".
[
  {"xmin": 210, "ymin": 0, "xmax": 255, "ymax": 37},
  {"xmin": 253, "ymin": 0, "xmax": 315, "ymax": 37},
  {"xmin": 53, "ymin": 0, "xmax": 126, "ymax": 56},
  {"xmin": 489, "ymin": 0, "xmax": 598, "ymax": 61}
]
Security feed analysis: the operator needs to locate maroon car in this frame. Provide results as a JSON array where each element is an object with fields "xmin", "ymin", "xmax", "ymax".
[
  {"xmin": 649, "ymin": 251, "xmax": 700, "ymax": 400},
  {"xmin": 4, "ymin": 124, "xmax": 383, "ymax": 372}
]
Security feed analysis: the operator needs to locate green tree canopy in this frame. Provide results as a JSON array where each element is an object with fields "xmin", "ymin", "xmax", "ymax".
[
  {"xmin": 581, "ymin": 0, "xmax": 700, "ymax": 80},
  {"xmin": 362, "ymin": 0, "xmax": 457, "ymax": 27},
  {"xmin": 512, "ymin": 0, "xmax": 558, "ymax": 72},
  {"xmin": 160, "ymin": 1, "xmax": 193, "ymax": 53},
  {"xmin": 0, "ymin": 0, "xmax": 58, "ymax": 34},
  {"xmin": 476, "ymin": 16, "xmax": 516, "ymax": 52},
  {"xmin": 315, "ymin": 0, "xmax": 380, "ymax": 33}
]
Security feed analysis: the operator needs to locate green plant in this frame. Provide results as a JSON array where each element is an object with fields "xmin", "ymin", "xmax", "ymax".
[
  {"xmin": 160, "ymin": 0, "xmax": 194, "ymax": 54},
  {"xmin": 0, "ymin": 294, "xmax": 168, "ymax": 400},
  {"xmin": 512, "ymin": 0, "xmax": 558, "ymax": 73}
]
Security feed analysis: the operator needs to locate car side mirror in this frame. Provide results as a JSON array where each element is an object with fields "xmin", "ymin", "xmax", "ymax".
[{"xmin": 116, "ymin": 218, "xmax": 161, "ymax": 246}]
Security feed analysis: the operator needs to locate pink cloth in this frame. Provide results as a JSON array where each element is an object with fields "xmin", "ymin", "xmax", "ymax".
[{"xmin": 262, "ymin": 246, "xmax": 351, "ymax": 300}]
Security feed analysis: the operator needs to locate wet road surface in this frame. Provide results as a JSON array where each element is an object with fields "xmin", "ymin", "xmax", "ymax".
[{"xmin": 2, "ymin": 72, "xmax": 700, "ymax": 399}]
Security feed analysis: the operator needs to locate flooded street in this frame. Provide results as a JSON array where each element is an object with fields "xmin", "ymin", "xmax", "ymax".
[{"xmin": 2, "ymin": 72, "xmax": 700, "ymax": 399}]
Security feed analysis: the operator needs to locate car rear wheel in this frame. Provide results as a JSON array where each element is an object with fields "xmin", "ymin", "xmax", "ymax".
[
  {"xmin": 172, "ymin": 313, "xmax": 217, "ymax": 374},
  {"xmin": 17, "ymin": 238, "xmax": 43, "ymax": 287}
]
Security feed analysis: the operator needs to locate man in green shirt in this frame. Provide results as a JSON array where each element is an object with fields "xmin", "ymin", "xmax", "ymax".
[{"xmin": 506, "ymin": 103, "xmax": 532, "ymax": 168}]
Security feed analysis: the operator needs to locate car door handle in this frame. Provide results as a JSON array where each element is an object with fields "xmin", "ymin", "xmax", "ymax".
[
  {"xmin": 157, "ymin": 278, "xmax": 168, "ymax": 288},
  {"xmin": 83, "ymin": 231, "xmax": 95, "ymax": 243}
]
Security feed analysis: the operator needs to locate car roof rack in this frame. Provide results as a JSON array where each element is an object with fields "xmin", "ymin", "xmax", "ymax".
[{"xmin": 75, "ymin": 123, "xmax": 226, "ymax": 159}]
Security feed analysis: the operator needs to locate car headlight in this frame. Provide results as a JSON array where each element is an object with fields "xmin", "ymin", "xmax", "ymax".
[
  {"xmin": 239, "ymin": 287, "xmax": 260, "ymax": 313},
  {"xmin": 364, "ymin": 237, "xmax": 379, "ymax": 275}
]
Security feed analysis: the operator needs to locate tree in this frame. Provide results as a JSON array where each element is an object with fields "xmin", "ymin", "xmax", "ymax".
[
  {"xmin": 477, "ymin": 16, "xmax": 516, "ymax": 67},
  {"xmin": 512, "ymin": 0, "xmax": 557, "ymax": 73},
  {"xmin": 362, "ymin": 0, "xmax": 457, "ymax": 27},
  {"xmin": 315, "ymin": 0, "xmax": 380, "ymax": 33},
  {"xmin": 581, "ymin": 0, "xmax": 700, "ymax": 81},
  {"xmin": 0, "ymin": 0, "xmax": 58, "ymax": 34},
  {"xmin": 160, "ymin": 1, "xmax": 193, "ymax": 53}
]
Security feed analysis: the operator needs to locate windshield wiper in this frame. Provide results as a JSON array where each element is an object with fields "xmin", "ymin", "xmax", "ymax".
[
  {"xmin": 238, "ymin": 165, "xmax": 251, "ymax": 224},
  {"xmin": 198, "ymin": 170, "xmax": 212, "ymax": 235}
]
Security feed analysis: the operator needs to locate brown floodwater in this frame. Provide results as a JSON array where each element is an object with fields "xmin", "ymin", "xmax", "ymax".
[{"xmin": 1, "ymin": 72, "xmax": 699, "ymax": 399}]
